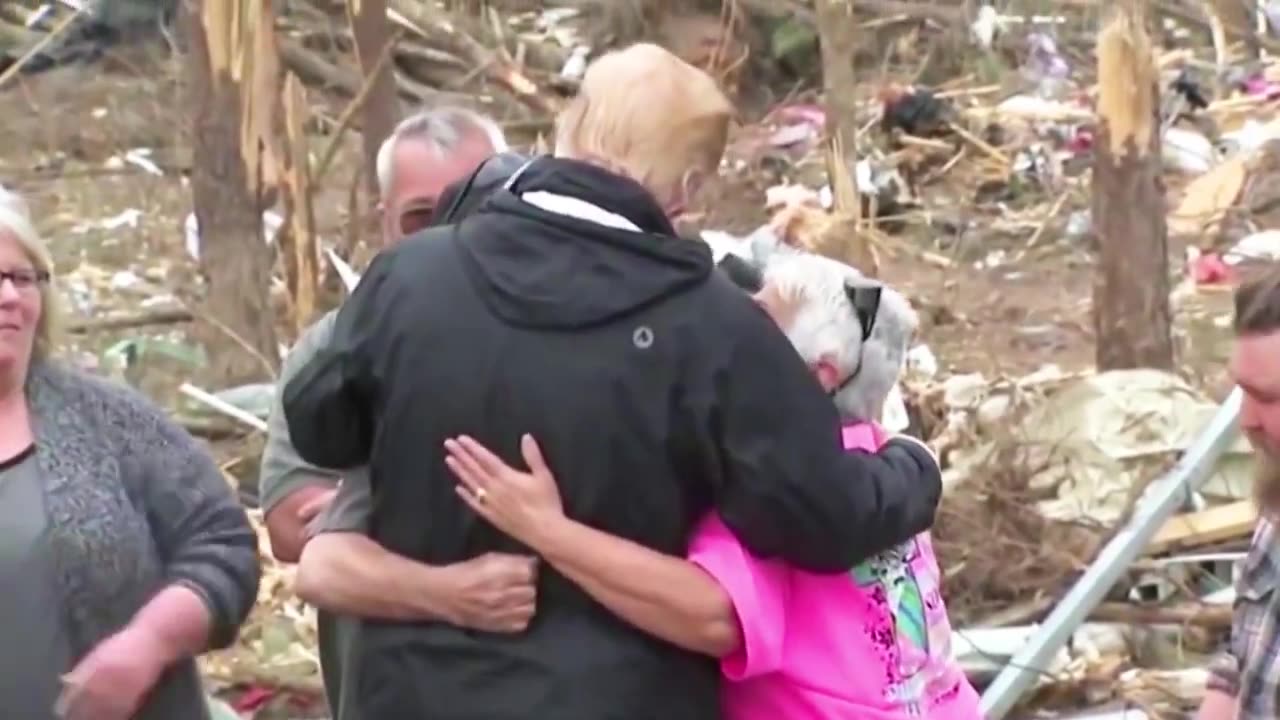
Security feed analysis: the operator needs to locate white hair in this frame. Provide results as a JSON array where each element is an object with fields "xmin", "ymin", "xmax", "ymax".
[
  {"xmin": 761, "ymin": 251, "xmax": 917, "ymax": 422},
  {"xmin": 0, "ymin": 186, "xmax": 59, "ymax": 360},
  {"xmin": 374, "ymin": 107, "xmax": 508, "ymax": 200}
]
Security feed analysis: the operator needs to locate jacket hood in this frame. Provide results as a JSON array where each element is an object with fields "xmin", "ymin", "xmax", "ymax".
[
  {"xmin": 456, "ymin": 156, "xmax": 713, "ymax": 329},
  {"xmin": 431, "ymin": 151, "xmax": 532, "ymax": 225}
]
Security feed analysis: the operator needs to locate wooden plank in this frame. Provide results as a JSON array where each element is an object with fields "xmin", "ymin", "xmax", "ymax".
[{"xmin": 1147, "ymin": 500, "xmax": 1256, "ymax": 554}]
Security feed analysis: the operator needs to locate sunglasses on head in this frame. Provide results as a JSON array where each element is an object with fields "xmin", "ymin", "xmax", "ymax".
[
  {"xmin": 844, "ymin": 282, "xmax": 881, "ymax": 341},
  {"xmin": 828, "ymin": 282, "xmax": 883, "ymax": 397}
]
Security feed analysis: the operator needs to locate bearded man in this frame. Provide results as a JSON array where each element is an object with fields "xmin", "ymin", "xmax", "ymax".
[{"xmin": 1200, "ymin": 274, "xmax": 1280, "ymax": 720}]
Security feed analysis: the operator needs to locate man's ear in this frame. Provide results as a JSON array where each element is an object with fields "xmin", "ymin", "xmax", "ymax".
[
  {"xmin": 685, "ymin": 168, "xmax": 706, "ymax": 194},
  {"xmin": 677, "ymin": 168, "xmax": 707, "ymax": 208}
]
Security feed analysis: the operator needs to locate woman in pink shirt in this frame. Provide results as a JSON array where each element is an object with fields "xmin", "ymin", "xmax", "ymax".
[{"xmin": 444, "ymin": 251, "xmax": 982, "ymax": 719}]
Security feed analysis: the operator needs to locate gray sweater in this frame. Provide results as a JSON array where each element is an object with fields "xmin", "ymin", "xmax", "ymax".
[{"xmin": 24, "ymin": 360, "xmax": 261, "ymax": 719}]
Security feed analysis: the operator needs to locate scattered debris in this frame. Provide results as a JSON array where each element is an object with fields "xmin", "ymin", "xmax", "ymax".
[{"xmin": 8, "ymin": 0, "xmax": 1280, "ymax": 717}]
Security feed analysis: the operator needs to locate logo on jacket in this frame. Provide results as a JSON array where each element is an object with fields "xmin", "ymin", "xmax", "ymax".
[{"xmin": 632, "ymin": 325, "xmax": 654, "ymax": 349}]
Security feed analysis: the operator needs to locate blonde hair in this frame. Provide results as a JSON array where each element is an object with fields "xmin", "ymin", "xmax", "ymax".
[
  {"xmin": 0, "ymin": 188, "xmax": 60, "ymax": 361},
  {"xmin": 554, "ymin": 43, "xmax": 733, "ymax": 206}
]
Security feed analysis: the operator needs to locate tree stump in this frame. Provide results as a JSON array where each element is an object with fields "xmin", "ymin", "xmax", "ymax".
[{"xmin": 1092, "ymin": 5, "xmax": 1174, "ymax": 371}]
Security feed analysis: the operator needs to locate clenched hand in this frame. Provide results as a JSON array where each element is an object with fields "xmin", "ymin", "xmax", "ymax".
[{"xmin": 440, "ymin": 552, "xmax": 538, "ymax": 633}]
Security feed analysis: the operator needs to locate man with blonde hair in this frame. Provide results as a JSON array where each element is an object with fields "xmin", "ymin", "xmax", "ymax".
[
  {"xmin": 552, "ymin": 43, "xmax": 732, "ymax": 217},
  {"xmin": 284, "ymin": 43, "xmax": 940, "ymax": 720}
]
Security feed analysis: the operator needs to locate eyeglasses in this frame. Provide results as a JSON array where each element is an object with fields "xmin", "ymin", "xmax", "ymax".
[
  {"xmin": 0, "ymin": 268, "xmax": 48, "ymax": 290},
  {"xmin": 397, "ymin": 202, "xmax": 437, "ymax": 237}
]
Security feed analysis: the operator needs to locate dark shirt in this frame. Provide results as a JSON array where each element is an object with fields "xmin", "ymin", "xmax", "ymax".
[{"xmin": 0, "ymin": 446, "xmax": 72, "ymax": 720}]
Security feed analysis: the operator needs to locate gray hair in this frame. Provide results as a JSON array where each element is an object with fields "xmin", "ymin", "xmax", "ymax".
[
  {"xmin": 374, "ymin": 107, "xmax": 508, "ymax": 200},
  {"xmin": 0, "ymin": 186, "xmax": 60, "ymax": 361},
  {"xmin": 760, "ymin": 250, "xmax": 917, "ymax": 422}
]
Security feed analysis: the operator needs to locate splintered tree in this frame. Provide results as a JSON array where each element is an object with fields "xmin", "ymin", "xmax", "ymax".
[
  {"xmin": 186, "ymin": 0, "xmax": 280, "ymax": 382},
  {"xmin": 1210, "ymin": 0, "xmax": 1257, "ymax": 56},
  {"xmin": 815, "ymin": 0, "xmax": 878, "ymax": 277},
  {"xmin": 346, "ymin": 0, "xmax": 398, "ymax": 193},
  {"xmin": 1092, "ymin": 4, "xmax": 1174, "ymax": 371}
]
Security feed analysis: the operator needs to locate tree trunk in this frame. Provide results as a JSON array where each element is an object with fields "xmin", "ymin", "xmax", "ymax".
[
  {"xmin": 1092, "ymin": 5, "xmax": 1174, "ymax": 371},
  {"xmin": 185, "ymin": 0, "xmax": 278, "ymax": 383},
  {"xmin": 1210, "ymin": 0, "xmax": 1257, "ymax": 57},
  {"xmin": 447, "ymin": 0, "xmax": 486, "ymax": 16},
  {"xmin": 815, "ymin": 0, "xmax": 878, "ymax": 277},
  {"xmin": 280, "ymin": 74, "xmax": 321, "ymax": 333},
  {"xmin": 347, "ymin": 0, "xmax": 398, "ymax": 195}
]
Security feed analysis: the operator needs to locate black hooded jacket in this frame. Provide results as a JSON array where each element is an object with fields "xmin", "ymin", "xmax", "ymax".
[
  {"xmin": 282, "ymin": 157, "xmax": 942, "ymax": 720},
  {"xmin": 431, "ymin": 151, "xmax": 532, "ymax": 225}
]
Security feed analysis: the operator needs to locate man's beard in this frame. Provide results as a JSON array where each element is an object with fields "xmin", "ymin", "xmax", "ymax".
[{"xmin": 1252, "ymin": 434, "xmax": 1280, "ymax": 516}]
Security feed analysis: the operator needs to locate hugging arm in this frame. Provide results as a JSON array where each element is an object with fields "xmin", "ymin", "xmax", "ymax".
[
  {"xmin": 448, "ymin": 437, "xmax": 741, "ymax": 657},
  {"xmin": 298, "ymin": 534, "xmax": 463, "ymax": 622},
  {"xmin": 711, "ymin": 301, "xmax": 942, "ymax": 572},
  {"xmin": 283, "ymin": 253, "xmax": 397, "ymax": 471},
  {"xmin": 529, "ymin": 519, "xmax": 741, "ymax": 656},
  {"xmin": 294, "ymin": 473, "xmax": 453, "ymax": 621},
  {"xmin": 296, "ymin": 472, "xmax": 539, "ymax": 632},
  {"xmin": 261, "ymin": 315, "xmax": 344, "ymax": 562}
]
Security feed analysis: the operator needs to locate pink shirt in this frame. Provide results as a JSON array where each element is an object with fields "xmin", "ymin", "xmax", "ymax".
[{"xmin": 687, "ymin": 423, "xmax": 982, "ymax": 720}]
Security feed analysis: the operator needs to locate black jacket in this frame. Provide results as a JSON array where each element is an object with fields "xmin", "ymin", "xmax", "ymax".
[
  {"xmin": 431, "ymin": 151, "xmax": 531, "ymax": 225},
  {"xmin": 282, "ymin": 157, "xmax": 942, "ymax": 720}
]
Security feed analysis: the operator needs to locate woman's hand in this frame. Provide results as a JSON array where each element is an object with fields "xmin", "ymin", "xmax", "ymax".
[
  {"xmin": 56, "ymin": 625, "xmax": 170, "ymax": 720},
  {"xmin": 445, "ymin": 434, "xmax": 564, "ymax": 547}
]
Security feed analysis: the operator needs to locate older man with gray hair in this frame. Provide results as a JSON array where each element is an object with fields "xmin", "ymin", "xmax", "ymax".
[
  {"xmin": 372, "ymin": 107, "xmax": 510, "ymax": 241},
  {"xmin": 258, "ymin": 106, "xmax": 525, "ymax": 720}
]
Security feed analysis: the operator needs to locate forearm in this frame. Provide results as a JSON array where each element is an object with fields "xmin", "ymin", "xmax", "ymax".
[
  {"xmin": 1197, "ymin": 689, "xmax": 1238, "ymax": 720},
  {"xmin": 264, "ymin": 483, "xmax": 336, "ymax": 562},
  {"xmin": 531, "ymin": 517, "xmax": 740, "ymax": 657},
  {"xmin": 265, "ymin": 515, "xmax": 308, "ymax": 564},
  {"xmin": 1203, "ymin": 649, "xmax": 1241, "ymax": 720},
  {"xmin": 127, "ymin": 584, "xmax": 215, "ymax": 664},
  {"xmin": 162, "ymin": 495, "xmax": 261, "ymax": 649},
  {"xmin": 296, "ymin": 533, "xmax": 455, "ymax": 621}
]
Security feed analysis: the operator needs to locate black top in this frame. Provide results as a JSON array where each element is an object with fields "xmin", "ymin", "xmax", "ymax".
[
  {"xmin": 283, "ymin": 156, "xmax": 941, "ymax": 720},
  {"xmin": 431, "ymin": 151, "xmax": 533, "ymax": 226}
]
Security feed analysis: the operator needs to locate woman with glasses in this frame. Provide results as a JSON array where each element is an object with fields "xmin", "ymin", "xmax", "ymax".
[{"xmin": 0, "ymin": 187, "xmax": 260, "ymax": 720}]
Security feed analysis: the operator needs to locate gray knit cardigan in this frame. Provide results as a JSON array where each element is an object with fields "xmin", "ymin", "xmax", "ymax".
[{"xmin": 24, "ymin": 360, "xmax": 261, "ymax": 719}]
